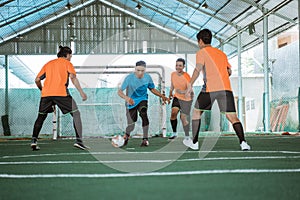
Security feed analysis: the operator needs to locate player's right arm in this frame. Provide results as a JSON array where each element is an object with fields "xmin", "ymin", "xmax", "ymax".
[
  {"xmin": 35, "ymin": 65, "xmax": 46, "ymax": 91},
  {"xmin": 117, "ymin": 77, "xmax": 134, "ymax": 105},
  {"xmin": 190, "ymin": 63, "xmax": 203, "ymax": 86},
  {"xmin": 35, "ymin": 77, "xmax": 43, "ymax": 91},
  {"xmin": 117, "ymin": 89, "xmax": 134, "ymax": 105},
  {"xmin": 186, "ymin": 63, "xmax": 203, "ymax": 96}
]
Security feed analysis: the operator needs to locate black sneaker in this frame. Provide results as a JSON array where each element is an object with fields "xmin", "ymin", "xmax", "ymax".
[
  {"xmin": 168, "ymin": 135, "xmax": 177, "ymax": 140},
  {"xmin": 31, "ymin": 139, "xmax": 40, "ymax": 151},
  {"xmin": 140, "ymin": 139, "xmax": 149, "ymax": 147},
  {"xmin": 74, "ymin": 143, "xmax": 90, "ymax": 150}
]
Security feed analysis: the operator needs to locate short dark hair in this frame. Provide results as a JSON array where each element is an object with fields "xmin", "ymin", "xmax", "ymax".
[
  {"xmin": 136, "ymin": 60, "xmax": 146, "ymax": 67},
  {"xmin": 196, "ymin": 29, "xmax": 212, "ymax": 44},
  {"xmin": 57, "ymin": 45, "xmax": 72, "ymax": 58},
  {"xmin": 176, "ymin": 58, "xmax": 185, "ymax": 66}
]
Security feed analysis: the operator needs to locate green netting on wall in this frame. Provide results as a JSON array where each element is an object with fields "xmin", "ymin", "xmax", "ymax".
[
  {"xmin": 0, "ymin": 89, "xmax": 53, "ymax": 136},
  {"xmin": 0, "ymin": 86, "xmax": 217, "ymax": 137},
  {"xmin": 1, "ymin": 87, "xmax": 298, "ymax": 137}
]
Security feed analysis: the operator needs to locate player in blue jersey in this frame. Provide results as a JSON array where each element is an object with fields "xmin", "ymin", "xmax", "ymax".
[{"xmin": 117, "ymin": 61, "xmax": 169, "ymax": 147}]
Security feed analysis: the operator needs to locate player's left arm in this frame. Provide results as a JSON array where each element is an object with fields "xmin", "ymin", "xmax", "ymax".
[
  {"xmin": 70, "ymin": 73, "xmax": 87, "ymax": 101},
  {"xmin": 149, "ymin": 88, "xmax": 169, "ymax": 104},
  {"xmin": 169, "ymin": 82, "xmax": 174, "ymax": 99},
  {"xmin": 227, "ymin": 67, "xmax": 232, "ymax": 76}
]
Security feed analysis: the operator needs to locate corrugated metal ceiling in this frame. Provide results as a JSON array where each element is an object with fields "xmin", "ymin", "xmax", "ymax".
[{"xmin": 0, "ymin": 0, "xmax": 298, "ymax": 56}]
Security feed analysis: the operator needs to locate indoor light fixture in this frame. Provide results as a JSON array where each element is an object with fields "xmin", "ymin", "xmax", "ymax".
[
  {"xmin": 65, "ymin": 2, "xmax": 72, "ymax": 10},
  {"xmin": 135, "ymin": 2, "xmax": 142, "ymax": 10},
  {"xmin": 202, "ymin": 1, "xmax": 208, "ymax": 9},
  {"xmin": 68, "ymin": 22, "xmax": 74, "ymax": 27},
  {"xmin": 248, "ymin": 22, "xmax": 256, "ymax": 35},
  {"xmin": 127, "ymin": 21, "xmax": 134, "ymax": 28},
  {"xmin": 184, "ymin": 21, "xmax": 190, "ymax": 26}
]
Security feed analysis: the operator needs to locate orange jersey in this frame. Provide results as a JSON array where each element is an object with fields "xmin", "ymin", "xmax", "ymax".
[
  {"xmin": 196, "ymin": 46, "xmax": 232, "ymax": 92},
  {"xmin": 37, "ymin": 58, "xmax": 76, "ymax": 97},
  {"xmin": 171, "ymin": 71, "xmax": 191, "ymax": 101}
]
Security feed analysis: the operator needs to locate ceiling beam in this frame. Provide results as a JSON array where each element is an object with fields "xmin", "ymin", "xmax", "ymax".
[
  {"xmin": 129, "ymin": 0, "xmax": 225, "ymax": 44},
  {"xmin": 99, "ymin": 0, "xmax": 198, "ymax": 46},
  {"xmin": 240, "ymin": 0, "xmax": 297, "ymax": 24},
  {"xmin": 223, "ymin": 0, "xmax": 295, "ymax": 44},
  {"xmin": 176, "ymin": 0, "xmax": 239, "ymax": 29},
  {"xmin": 0, "ymin": 0, "xmax": 63, "ymax": 28},
  {"xmin": 0, "ymin": 0, "xmax": 14, "ymax": 8},
  {"xmin": 0, "ymin": 0, "xmax": 96, "ymax": 44}
]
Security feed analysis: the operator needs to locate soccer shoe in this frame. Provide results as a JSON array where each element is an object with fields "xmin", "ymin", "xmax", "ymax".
[
  {"xmin": 123, "ymin": 134, "xmax": 130, "ymax": 146},
  {"xmin": 168, "ymin": 135, "xmax": 177, "ymax": 140},
  {"xmin": 183, "ymin": 138, "xmax": 199, "ymax": 150},
  {"xmin": 189, "ymin": 141, "xmax": 199, "ymax": 150},
  {"xmin": 31, "ymin": 140, "xmax": 40, "ymax": 151},
  {"xmin": 74, "ymin": 142, "xmax": 90, "ymax": 150},
  {"xmin": 182, "ymin": 137, "xmax": 192, "ymax": 147},
  {"xmin": 140, "ymin": 139, "xmax": 149, "ymax": 147},
  {"xmin": 240, "ymin": 141, "xmax": 251, "ymax": 151}
]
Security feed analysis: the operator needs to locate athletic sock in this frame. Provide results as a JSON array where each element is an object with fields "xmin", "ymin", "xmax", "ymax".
[
  {"xmin": 232, "ymin": 122, "xmax": 245, "ymax": 144},
  {"xmin": 142, "ymin": 125, "xmax": 149, "ymax": 139},
  {"xmin": 183, "ymin": 124, "xmax": 190, "ymax": 137},
  {"xmin": 170, "ymin": 119, "xmax": 177, "ymax": 133},
  {"xmin": 192, "ymin": 119, "xmax": 201, "ymax": 144}
]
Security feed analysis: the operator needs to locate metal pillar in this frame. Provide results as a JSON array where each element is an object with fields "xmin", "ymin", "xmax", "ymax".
[
  {"xmin": 4, "ymin": 55, "xmax": 8, "ymax": 115},
  {"xmin": 237, "ymin": 33, "xmax": 243, "ymax": 124},
  {"xmin": 2, "ymin": 55, "xmax": 11, "ymax": 136},
  {"xmin": 263, "ymin": 9, "xmax": 270, "ymax": 132},
  {"xmin": 298, "ymin": 3, "xmax": 300, "ymax": 132}
]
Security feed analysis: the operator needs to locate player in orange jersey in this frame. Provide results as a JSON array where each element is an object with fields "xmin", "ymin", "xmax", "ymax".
[
  {"xmin": 31, "ymin": 46, "xmax": 88, "ymax": 150},
  {"xmin": 185, "ymin": 29, "xmax": 251, "ymax": 151},
  {"xmin": 168, "ymin": 58, "xmax": 193, "ymax": 146}
]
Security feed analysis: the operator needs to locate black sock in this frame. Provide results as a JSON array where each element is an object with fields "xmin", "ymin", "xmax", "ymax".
[
  {"xmin": 32, "ymin": 114, "xmax": 47, "ymax": 139},
  {"xmin": 192, "ymin": 119, "xmax": 201, "ymax": 144},
  {"xmin": 232, "ymin": 122, "xmax": 245, "ymax": 144},
  {"xmin": 183, "ymin": 124, "xmax": 190, "ymax": 137},
  {"xmin": 170, "ymin": 119, "xmax": 177, "ymax": 133}
]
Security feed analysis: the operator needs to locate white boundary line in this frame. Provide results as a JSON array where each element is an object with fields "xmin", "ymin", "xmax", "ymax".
[
  {"xmin": 2, "ymin": 150, "xmax": 300, "ymax": 159},
  {"xmin": 0, "ymin": 156, "xmax": 300, "ymax": 165},
  {"xmin": 1, "ymin": 169, "xmax": 300, "ymax": 178}
]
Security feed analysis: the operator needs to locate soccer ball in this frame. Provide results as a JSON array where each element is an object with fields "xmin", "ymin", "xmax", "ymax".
[{"xmin": 111, "ymin": 135, "xmax": 125, "ymax": 147}]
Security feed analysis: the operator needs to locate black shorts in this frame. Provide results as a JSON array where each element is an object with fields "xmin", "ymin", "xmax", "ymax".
[
  {"xmin": 126, "ymin": 100, "xmax": 148, "ymax": 124},
  {"xmin": 38, "ymin": 96, "xmax": 78, "ymax": 114},
  {"xmin": 194, "ymin": 90, "xmax": 236, "ymax": 113},
  {"xmin": 171, "ymin": 97, "xmax": 193, "ymax": 115}
]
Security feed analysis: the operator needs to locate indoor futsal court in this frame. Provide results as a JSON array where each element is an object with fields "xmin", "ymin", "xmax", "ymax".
[
  {"xmin": 0, "ymin": 0, "xmax": 299, "ymax": 200},
  {"xmin": 0, "ymin": 135, "xmax": 300, "ymax": 199}
]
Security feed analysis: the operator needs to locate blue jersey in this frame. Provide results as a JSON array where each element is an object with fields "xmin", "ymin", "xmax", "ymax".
[{"xmin": 121, "ymin": 73, "xmax": 155, "ymax": 109}]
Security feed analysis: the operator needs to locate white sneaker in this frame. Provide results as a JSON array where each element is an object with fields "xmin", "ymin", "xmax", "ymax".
[
  {"xmin": 183, "ymin": 138, "xmax": 192, "ymax": 147},
  {"xmin": 240, "ymin": 141, "xmax": 251, "ymax": 151},
  {"xmin": 189, "ymin": 141, "xmax": 199, "ymax": 150},
  {"xmin": 183, "ymin": 138, "xmax": 199, "ymax": 150}
]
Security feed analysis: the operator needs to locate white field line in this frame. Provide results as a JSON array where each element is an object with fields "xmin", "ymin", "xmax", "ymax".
[
  {"xmin": 0, "ymin": 156, "xmax": 300, "ymax": 165},
  {"xmin": 1, "ymin": 169, "xmax": 300, "ymax": 179},
  {"xmin": 2, "ymin": 150, "xmax": 300, "ymax": 159}
]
